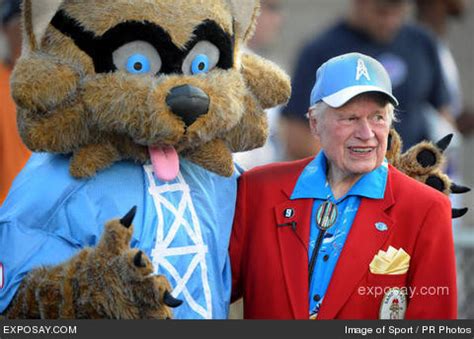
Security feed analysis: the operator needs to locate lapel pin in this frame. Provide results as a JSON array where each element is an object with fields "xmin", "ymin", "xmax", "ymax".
[
  {"xmin": 283, "ymin": 208, "xmax": 295, "ymax": 218},
  {"xmin": 375, "ymin": 222, "xmax": 388, "ymax": 232}
]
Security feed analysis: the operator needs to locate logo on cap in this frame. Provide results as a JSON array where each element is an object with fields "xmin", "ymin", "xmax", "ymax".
[{"xmin": 356, "ymin": 58, "xmax": 371, "ymax": 81}]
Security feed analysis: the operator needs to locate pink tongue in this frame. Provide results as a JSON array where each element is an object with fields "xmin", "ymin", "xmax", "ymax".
[{"xmin": 149, "ymin": 146, "xmax": 179, "ymax": 181}]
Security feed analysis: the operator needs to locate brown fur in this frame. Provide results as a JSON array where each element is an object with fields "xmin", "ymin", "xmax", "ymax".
[
  {"xmin": 5, "ymin": 217, "xmax": 173, "ymax": 319},
  {"xmin": 240, "ymin": 53, "xmax": 291, "ymax": 109},
  {"xmin": 13, "ymin": 0, "xmax": 290, "ymax": 179},
  {"xmin": 386, "ymin": 128, "xmax": 402, "ymax": 168}
]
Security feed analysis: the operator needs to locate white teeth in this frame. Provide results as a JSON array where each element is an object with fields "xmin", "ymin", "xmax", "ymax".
[{"xmin": 351, "ymin": 148, "xmax": 372, "ymax": 153}]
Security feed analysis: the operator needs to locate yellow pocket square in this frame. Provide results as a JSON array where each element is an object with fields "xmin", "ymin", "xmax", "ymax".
[{"xmin": 369, "ymin": 246, "xmax": 410, "ymax": 275}]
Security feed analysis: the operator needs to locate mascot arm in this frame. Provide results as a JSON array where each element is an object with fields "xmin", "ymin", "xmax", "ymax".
[{"xmin": 2, "ymin": 208, "xmax": 181, "ymax": 319}]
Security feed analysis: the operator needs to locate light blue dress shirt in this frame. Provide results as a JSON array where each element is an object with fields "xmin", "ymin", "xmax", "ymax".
[{"xmin": 291, "ymin": 151, "xmax": 388, "ymax": 318}]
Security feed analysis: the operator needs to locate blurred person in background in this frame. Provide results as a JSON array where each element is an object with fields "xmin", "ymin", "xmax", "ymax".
[
  {"xmin": 416, "ymin": 0, "xmax": 474, "ymax": 318},
  {"xmin": 233, "ymin": 0, "xmax": 287, "ymax": 169},
  {"xmin": 281, "ymin": 0, "xmax": 452, "ymax": 160},
  {"xmin": 416, "ymin": 0, "xmax": 473, "ymax": 228},
  {"xmin": 416, "ymin": 0, "xmax": 474, "ymax": 137},
  {"xmin": 0, "ymin": 0, "xmax": 30, "ymax": 204}
]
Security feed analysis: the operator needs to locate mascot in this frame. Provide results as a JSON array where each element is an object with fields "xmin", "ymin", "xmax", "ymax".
[
  {"xmin": 0, "ymin": 0, "xmax": 290, "ymax": 319},
  {"xmin": 0, "ymin": 0, "xmax": 468, "ymax": 319}
]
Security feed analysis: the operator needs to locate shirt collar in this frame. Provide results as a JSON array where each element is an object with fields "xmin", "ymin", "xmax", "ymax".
[{"xmin": 291, "ymin": 151, "xmax": 388, "ymax": 201}]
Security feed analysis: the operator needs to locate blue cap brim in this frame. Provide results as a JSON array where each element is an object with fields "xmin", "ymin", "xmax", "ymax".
[{"xmin": 322, "ymin": 85, "xmax": 399, "ymax": 108}]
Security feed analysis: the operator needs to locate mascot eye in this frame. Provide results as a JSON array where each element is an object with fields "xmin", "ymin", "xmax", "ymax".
[
  {"xmin": 112, "ymin": 41, "xmax": 162, "ymax": 75},
  {"xmin": 126, "ymin": 54, "xmax": 151, "ymax": 74},
  {"xmin": 182, "ymin": 41, "xmax": 220, "ymax": 76},
  {"xmin": 191, "ymin": 54, "xmax": 210, "ymax": 74}
]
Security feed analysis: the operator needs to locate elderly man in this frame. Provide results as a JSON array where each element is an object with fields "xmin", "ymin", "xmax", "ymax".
[{"xmin": 230, "ymin": 53, "xmax": 456, "ymax": 319}]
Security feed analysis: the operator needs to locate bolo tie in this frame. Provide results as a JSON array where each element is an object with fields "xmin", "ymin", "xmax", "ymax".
[{"xmin": 308, "ymin": 199, "xmax": 338, "ymax": 285}]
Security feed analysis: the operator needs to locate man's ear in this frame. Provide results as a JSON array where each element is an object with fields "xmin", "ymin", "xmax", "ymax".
[
  {"xmin": 309, "ymin": 114, "xmax": 319, "ymax": 136},
  {"xmin": 22, "ymin": 0, "xmax": 63, "ymax": 53},
  {"xmin": 226, "ymin": 0, "xmax": 260, "ymax": 42}
]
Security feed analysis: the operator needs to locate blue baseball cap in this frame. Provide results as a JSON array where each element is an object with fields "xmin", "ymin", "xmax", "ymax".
[{"xmin": 309, "ymin": 52, "xmax": 399, "ymax": 108}]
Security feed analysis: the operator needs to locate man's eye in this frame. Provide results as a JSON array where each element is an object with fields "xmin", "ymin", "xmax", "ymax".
[{"xmin": 112, "ymin": 41, "xmax": 162, "ymax": 75}]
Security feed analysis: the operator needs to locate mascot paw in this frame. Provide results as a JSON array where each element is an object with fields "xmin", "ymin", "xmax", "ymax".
[
  {"xmin": 399, "ymin": 134, "xmax": 452, "ymax": 176},
  {"xmin": 5, "ymin": 207, "xmax": 181, "ymax": 319},
  {"xmin": 94, "ymin": 206, "xmax": 183, "ymax": 319},
  {"xmin": 391, "ymin": 131, "xmax": 471, "ymax": 219},
  {"xmin": 11, "ymin": 56, "xmax": 80, "ymax": 112}
]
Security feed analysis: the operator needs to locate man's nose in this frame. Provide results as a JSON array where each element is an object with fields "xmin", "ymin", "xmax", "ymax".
[
  {"xmin": 166, "ymin": 85, "xmax": 210, "ymax": 127},
  {"xmin": 355, "ymin": 119, "xmax": 375, "ymax": 140}
]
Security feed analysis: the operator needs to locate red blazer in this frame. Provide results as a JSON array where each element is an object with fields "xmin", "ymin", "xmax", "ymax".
[{"xmin": 230, "ymin": 158, "xmax": 457, "ymax": 319}]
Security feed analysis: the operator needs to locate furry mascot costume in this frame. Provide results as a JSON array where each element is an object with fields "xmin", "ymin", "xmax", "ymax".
[{"xmin": 0, "ymin": 0, "xmax": 468, "ymax": 319}]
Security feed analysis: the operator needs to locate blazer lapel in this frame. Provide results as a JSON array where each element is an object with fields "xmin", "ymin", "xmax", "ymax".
[
  {"xmin": 274, "ymin": 189, "xmax": 313, "ymax": 319},
  {"xmin": 317, "ymin": 172, "xmax": 396, "ymax": 319}
]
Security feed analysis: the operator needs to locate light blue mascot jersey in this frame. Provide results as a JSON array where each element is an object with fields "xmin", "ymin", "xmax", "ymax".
[{"xmin": 0, "ymin": 153, "xmax": 239, "ymax": 319}]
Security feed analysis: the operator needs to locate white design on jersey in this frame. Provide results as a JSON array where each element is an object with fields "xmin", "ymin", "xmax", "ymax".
[
  {"xmin": 145, "ymin": 165, "xmax": 212, "ymax": 319},
  {"xmin": 356, "ymin": 58, "xmax": 371, "ymax": 81}
]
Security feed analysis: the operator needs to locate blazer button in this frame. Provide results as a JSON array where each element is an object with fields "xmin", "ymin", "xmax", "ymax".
[
  {"xmin": 313, "ymin": 294, "xmax": 321, "ymax": 302},
  {"xmin": 323, "ymin": 254, "xmax": 329, "ymax": 262}
]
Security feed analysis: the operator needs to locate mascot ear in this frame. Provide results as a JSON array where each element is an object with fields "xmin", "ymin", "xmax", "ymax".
[
  {"xmin": 22, "ymin": 0, "xmax": 64, "ymax": 52},
  {"xmin": 226, "ymin": 0, "xmax": 260, "ymax": 42}
]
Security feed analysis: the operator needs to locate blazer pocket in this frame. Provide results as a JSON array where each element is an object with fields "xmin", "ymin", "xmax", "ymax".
[{"xmin": 367, "ymin": 271, "xmax": 408, "ymax": 287}]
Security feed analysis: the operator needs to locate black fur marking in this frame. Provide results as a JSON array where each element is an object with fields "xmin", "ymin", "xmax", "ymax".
[
  {"xmin": 133, "ymin": 251, "xmax": 146, "ymax": 268},
  {"xmin": 387, "ymin": 133, "xmax": 392, "ymax": 151},
  {"xmin": 51, "ymin": 10, "xmax": 234, "ymax": 74},
  {"xmin": 425, "ymin": 175, "xmax": 445, "ymax": 192},
  {"xmin": 416, "ymin": 149, "xmax": 437, "ymax": 168}
]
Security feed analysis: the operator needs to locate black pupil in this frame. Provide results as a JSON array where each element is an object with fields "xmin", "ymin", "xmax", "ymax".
[
  {"xmin": 134, "ymin": 62, "xmax": 143, "ymax": 71},
  {"xmin": 198, "ymin": 62, "xmax": 205, "ymax": 71}
]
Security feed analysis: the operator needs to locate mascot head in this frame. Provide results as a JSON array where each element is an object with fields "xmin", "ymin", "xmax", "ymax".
[{"xmin": 13, "ymin": 0, "xmax": 290, "ymax": 180}]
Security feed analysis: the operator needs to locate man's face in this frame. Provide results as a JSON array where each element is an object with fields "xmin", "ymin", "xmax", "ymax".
[
  {"xmin": 310, "ymin": 94, "xmax": 391, "ymax": 178},
  {"xmin": 356, "ymin": 0, "xmax": 409, "ymax": 42}
]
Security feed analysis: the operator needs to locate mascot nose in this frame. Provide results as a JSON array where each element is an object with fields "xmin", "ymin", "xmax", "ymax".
[{"xmin": 166, "ymin": 85, "xmax": 210, "ymax": 126}]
